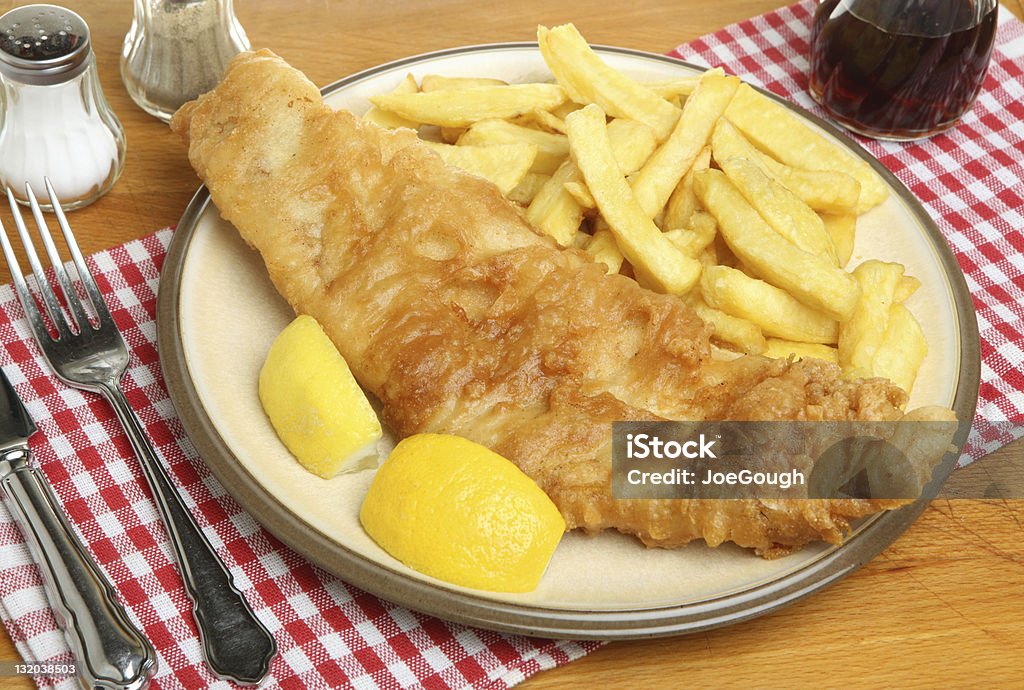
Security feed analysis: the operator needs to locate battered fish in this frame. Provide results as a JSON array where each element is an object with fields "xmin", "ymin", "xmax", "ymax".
[{"xmin": 172, "ymin": 51, "xmax": 929, "ymax": 557}]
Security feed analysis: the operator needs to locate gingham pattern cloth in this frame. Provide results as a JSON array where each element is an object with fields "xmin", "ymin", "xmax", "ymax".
[{"xmin": 1, "ymin": 3, "xmax": 1022, "ymax": 689}]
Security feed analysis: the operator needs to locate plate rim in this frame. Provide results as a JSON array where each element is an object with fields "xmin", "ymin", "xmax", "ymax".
[{"xmin": 156, "ymin": 42, "xmax": 981, "ymax": 639}]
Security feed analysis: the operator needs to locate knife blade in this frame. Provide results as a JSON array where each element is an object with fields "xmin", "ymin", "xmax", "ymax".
[{"xmin": 0, "ymin": 367, "xmax": 157, "ymax": 690}]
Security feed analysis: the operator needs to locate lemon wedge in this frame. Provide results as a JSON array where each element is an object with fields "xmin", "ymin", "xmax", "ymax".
[
  {"xmin": 359, "ymin": 434, "xmax": 565, "ymax": 593},
  {"xmin": 259, "ymin": 315, "xmax": 382, "ymax": 478}
]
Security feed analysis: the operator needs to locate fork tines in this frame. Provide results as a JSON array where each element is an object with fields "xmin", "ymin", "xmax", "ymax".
[{"xmin": 0, "ymin": 180, "xmax": 110, "ymax": 341}]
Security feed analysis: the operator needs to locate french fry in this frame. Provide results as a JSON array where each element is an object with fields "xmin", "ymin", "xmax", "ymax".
[
  {"xmin": 423, "ymin": 141, "xmax": 537, "ymax": 195},
  {"xmin": 724, "ymin": 84, "xmax": 887, "ymax": 212},
  {"xmin": 507, "ymin": 172, "xmax": 550, "ymax": 205},
  {"xmin": 701, "ymin": 265, "xmax": 839, "ymax": 343},
  {"xmin": 717, "ymin": 156, "xmax": 838, "ymax": 264},
  {"xmin": 838, "ymin": 260, "xmax": 905, "ymax": 373},
  {"xmin": 511, "ymin": 108, "xmax": 568, "ymax": 133},
  {"xmin": 586, "ymin": 226, "xmax": 625, "ymax": 273},
  {"xmin": 458, "ymin": 119, "xmax": 569, "ymax": 174},
  {"xmin": 362, "ymin": 73, "xmax": 419, "ymax": 129},
  {"xmin": 526, "ymin": 117, "xmax": 656, "ymax": 244},
  {"xmin": 710, "ymin": 118, "xmax": 862, "ymax": 215},
  {"xmin": 688, "ymin": 294, "xmax": 767, "ymax": 354},
  {"xmin": 563, "ymin": 180, "xmax": 595, "ymax": 209},
  {"xmin": 552, "ymin": 101, "xmax": 582, "ymax": 120},
  {"xmin": 756, "ymin": 151, "xmax": 862, "ymax": 215},
  {"xmin": 566, "ymin": 104, "xmax": 701, "ymax": 294},
  {"xmin": 895, "ymin": 275, "xmax": 922, "ymax": 303},
  {"xmin": 662, "ymin": 146, "xmax": 711, "ymax": 231},
  {"xmin": 370, "ymin": 83, "xmax": 567, "ymax": 127},
  {"xmin": 439, "ymin": 127, "xmax": 465, "ymax": 143},
  {"xmin": 819, "ymin": 212, "xmax": 857, "ymax": 267},
  {"xmin": 526, "ymin": 160, "xmax": 582, "ymax": 246},
  {"xmin": 643, "ymin": 68, "xmax": 725, "ymax": 100},
  {"xmin": 419, "ymin": 74, "xmax": 507, "ymax": 91},
  {"xmin": 606, "ymin": 118, "xmax": 658, "ymax": 174},
  {"xmin": 664, "ymin": 211, "xmax": 717, "ymax": 258},
  {"xmin": 695, "ymin": 169, "xmax": 861, "ymax": 321},
  {"xmin": 763, "ymin": 338, "xmax": 840, "ymax": 364},
  {"xmin": 871, "ymin": 303, "xmax": 928, "ymax": 394},
  {"xmin": 538, "ymin": 24, "xmax": 680, "ymax": 140},
  {"xmin": 630, "ymin": 73, "xmax": 740, "ymax": 219}
]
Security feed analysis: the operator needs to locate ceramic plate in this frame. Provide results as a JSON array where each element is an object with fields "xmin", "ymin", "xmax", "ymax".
[{"xmin": 156, "ymin": 44, "xmax": 979, "ymax": 638}]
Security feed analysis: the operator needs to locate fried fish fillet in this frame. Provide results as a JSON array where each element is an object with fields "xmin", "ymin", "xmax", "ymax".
[{"xmin": 173, "ymin": 50, "xmax": 929, "ymax": 557}]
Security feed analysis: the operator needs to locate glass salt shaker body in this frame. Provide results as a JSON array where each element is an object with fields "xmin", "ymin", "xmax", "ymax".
[
  {"xmin": 121, "ymin": 0, "xmax": 250, "ymax": 123},
  {"xmin": 0, "ymin": 5, "xmax": 126, "ymax": 210}
]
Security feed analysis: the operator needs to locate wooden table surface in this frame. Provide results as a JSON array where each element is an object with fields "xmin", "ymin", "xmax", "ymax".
[{"xmin": 0, "ymin": 0, "xmax": 1022, "ymax": 688}]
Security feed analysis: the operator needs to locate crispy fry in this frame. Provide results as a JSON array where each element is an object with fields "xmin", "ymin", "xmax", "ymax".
[
  {"xmin": 717, "ymin": 156, "xmax": 838, "ymax": 264},
  {"xmin": 724, "ymin": 84, "xmax": 887, "ymax": 212},
  {"xmin": 419, "ymin": 74, "xmax": 507, "ymax": 91},
  {"xmin": 820, "ymin": 212, "xmax": 857, "ymax": 267},
  {"xmin": 512, "ymin": 108, "xmax": 568, "ymax": 133},
  {"xmin": 872, "ymin": 303, "xmax": 928, "ymax": 395},
  {"xmin": 526, "ymin": 159, "xmax": 582, "ymax": 246},
  {"xmin": 362, "ymin": 73, "xmax": 419, "ymax": 129},
  {"xmin": 687, "ymin": 294, "xmax": 767, "ymax": 354},
  {"xmin": 756, "ymin": 151, "xmax": 862, "ymax": 215},
  {"xmin": 711, "ymin": 118, "xmax": 862, "ymax": 215},
  {"xmin": 566, "ymin": 104, "xmax": 701, "ymax": 294},
  {"xmin": 701, "ymin": 265, "xmax": 839, "ymax": 343},
  {"xmin": 538, "ymin": 24, "xmax": 680, "ymax": 140},
  {"xmin": 370, "ymin": 83, "xmax": 567, "ymax": 127},
  {"xmin": 695, "ymin": 168, "xmax": 860, "ymax": 321},
  {"xmin": 458, "ymin": 118, "xmax": 569, "ymax": 174},
  {"xmin": 643, "ymin": 68, "xmax": 726, "ymax": 100},
  {"xmin": 662, "ymin": 146, "xmax": 711, "ymax": 231},
  {"xmin": 664, "ymin": 210, "xmax": 717, "ymax": 258},
  {"xmin": 630, "ymin": 73, "xmax": 740, "ymax": 219},
  {"xmin": 606, "ymin": 118, "xmax": 658, "ymax": 173},
  {"xmin": 763, "ymin": 338, "xmax": 839, "ymax": 364},
  {"xmin": 526, "ymin": 117, "xmax": 656, "ymax": 244},
  {"xmin": 585, "ymin": 226, "xmax": 625, "ymax": 273},
  {"xmin": 563, "ymin": 180, "xmax": 595, "ymax": 209},
  {"xmin": 894, "ymin": 275, "xmax": 922, "ymax": 303},
  {"xmin": 507, "ymin": 172, "xmax": 550, "ymax": 205},
  {"xmin": 423, "ymin": 141, "xmax": 537, "ymax": 195},
  {"xmin": 839, "ymin": 260, "xmax": 905, "ymax": 373}
]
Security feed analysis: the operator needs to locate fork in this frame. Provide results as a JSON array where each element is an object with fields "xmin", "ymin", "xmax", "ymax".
[{"xmin": 0, "ymin": 180, "xmax": 277, "ymax": 685}]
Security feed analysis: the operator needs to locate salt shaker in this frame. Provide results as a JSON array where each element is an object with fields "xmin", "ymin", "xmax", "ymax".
[
  {"xmin": 0, "ymin": 5, "xmax": 126, "ymax": 210},
  {"xmin": 121, "ymin": 0, "xmax": 250, "ymax": 123}
]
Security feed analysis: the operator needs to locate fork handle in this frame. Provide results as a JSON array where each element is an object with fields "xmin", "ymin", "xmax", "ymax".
[
  {"xmin": 0, "ymin": 448, "xmax": 157, "ymax": 690},
  {"xmin": 100, "ymin": 384, "xmax": 277, "ymax": 685}
]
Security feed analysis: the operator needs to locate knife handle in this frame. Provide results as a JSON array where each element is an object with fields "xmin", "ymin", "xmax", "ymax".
[{"xmin": 0, "ymin": 448, "xmax": 157, "ymax": 690}]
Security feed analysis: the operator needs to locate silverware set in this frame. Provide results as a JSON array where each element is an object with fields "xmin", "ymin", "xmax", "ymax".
[{"xmin": 0, "ymin": 181, "xmax": 277, "ymax": 688}]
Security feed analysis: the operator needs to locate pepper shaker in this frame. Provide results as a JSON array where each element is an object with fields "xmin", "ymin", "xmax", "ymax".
[
  {"xmin": 0, "ymin": 5, "xmax": 126, "ymax": 211},
  {"xmin": 121, "ymin": 0, "xmax": 250, "ymax": 123}
]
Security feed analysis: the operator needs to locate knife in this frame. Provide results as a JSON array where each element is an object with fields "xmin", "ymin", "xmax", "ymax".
[{"xmin": 0, "ymin": 368, "xmax": 156, "ymax": 690}]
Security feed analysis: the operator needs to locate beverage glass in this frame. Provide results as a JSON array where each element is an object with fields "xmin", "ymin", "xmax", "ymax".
[{"xmin": 809, "ymin": 0, "xmax": 997, "ymax": 141}]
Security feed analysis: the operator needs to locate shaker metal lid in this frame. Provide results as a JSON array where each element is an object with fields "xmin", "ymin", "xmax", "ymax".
[{"xmin": 0, "ymin": 4, "xmax": 91, "ymax": 85}]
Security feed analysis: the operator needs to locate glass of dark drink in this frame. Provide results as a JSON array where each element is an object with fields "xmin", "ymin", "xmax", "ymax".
[{"xmin": 809, "ymin": 0, "xmax": 997, "ymax": 140}]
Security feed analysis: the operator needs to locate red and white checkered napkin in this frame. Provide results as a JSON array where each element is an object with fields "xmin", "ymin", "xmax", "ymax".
[
  {"xmin": 2, "ymin": 3, "xmax": 1023, "ymax": 689},
  {"xmin": 671, "ymin": 0, "xmax": 1024, "ymax": 459}
]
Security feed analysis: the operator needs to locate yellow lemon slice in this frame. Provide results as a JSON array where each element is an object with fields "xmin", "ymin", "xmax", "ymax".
[
  {"xmin": 360, "ymin": 434, "xmax": 565, "ymax": 593},
  {"xmin": 259, "ymin": 314, "xmax": 382, "ymax": 478}
]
